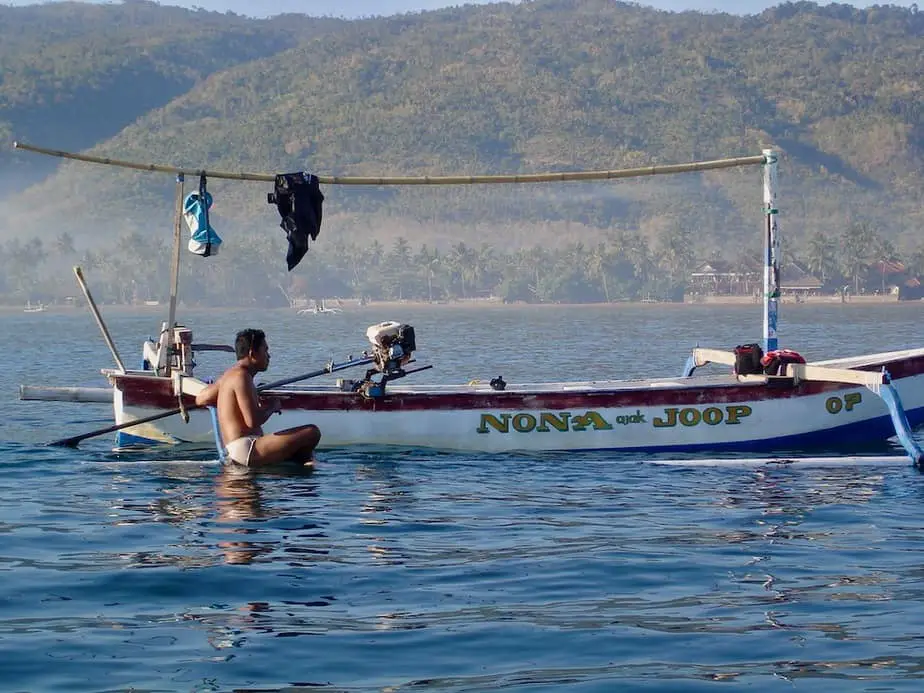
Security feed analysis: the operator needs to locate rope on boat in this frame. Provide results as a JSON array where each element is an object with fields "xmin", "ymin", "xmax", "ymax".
[{"xmin": 12, "ymin": 141, "xmax": 767, "ymax": 185}]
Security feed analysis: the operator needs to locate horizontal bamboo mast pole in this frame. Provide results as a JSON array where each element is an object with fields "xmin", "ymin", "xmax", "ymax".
[{"xmin": 12, "ymin": 140, "xmax": 766, "ymax": 186}]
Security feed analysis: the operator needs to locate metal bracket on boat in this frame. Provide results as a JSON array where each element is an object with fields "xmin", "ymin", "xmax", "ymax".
[
  {"xmin": 173, "ymin": 372, "xmax": 190, "ymax": 423},
  {"xmin": 356, "ymin": 363, "xmax": 434, "ymax": 399}
]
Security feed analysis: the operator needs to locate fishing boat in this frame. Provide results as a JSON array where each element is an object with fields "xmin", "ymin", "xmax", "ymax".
[
  {"xmin": 103, "ymin": 342, "xmax": 924, "ymax": 457},
  {"xmin": 13, "ymin": 142, "xmax": 924, "ymax": 465},
  {"xmin": 23, "ymin": 301, "xmax": 47, "ymax": 313},
  {"xmin": 296, "ymin": 299, "xmax": 342, "ymax": 315}
]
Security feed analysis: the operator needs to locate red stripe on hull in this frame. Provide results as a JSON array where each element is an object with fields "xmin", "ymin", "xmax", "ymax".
[{"xmin": 112, "ymin": 353, "xmax": 924, "ymax": 413}]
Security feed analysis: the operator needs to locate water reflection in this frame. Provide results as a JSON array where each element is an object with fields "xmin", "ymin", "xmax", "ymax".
[
  {"xmin": 106, "ymin": 465, "xmax": 213, "ymax": 526},
  {"xmin": 213, "ymin": 465, "xmax": 272, "ymax": 565},
  {"xmin": 213, "ymin": 463, "xmax": 327, "ymax": 565},
  {"xmin": 702, "ymin": 466, "xmax": 905, "ymax": 644},
  {"xmin": 718, "ymin": 466, "xmax": 887, "ymax": 513},
  {"xmin": 214, "ymin": 464, "xmax": 266, "ymax": 522},
  {"xmin": 96, "ymin": 465, "xmax": 216, "ymax": 569},
  {"xmin": 354, "ymin": 457, "xmax": 417, "ymax": 566}
]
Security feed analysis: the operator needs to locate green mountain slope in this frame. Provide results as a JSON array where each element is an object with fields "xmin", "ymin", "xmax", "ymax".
[
  {"xmin": 4, "ymin": 0, "xmax": 924, "ymax": 256},
  {"xmin": 0, "ymin": 0, "xmax": 346, "ymax": 190}
]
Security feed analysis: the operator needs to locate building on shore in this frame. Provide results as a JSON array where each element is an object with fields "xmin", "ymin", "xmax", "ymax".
[{"xmin": 689, "ymin": 260, "xmax": 821, "ymax": 298}]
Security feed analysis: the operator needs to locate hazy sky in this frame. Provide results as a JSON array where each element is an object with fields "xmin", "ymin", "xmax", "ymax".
[{"xmin": 6, "ymin": 0, "xmax": 922, "ymax": 17}]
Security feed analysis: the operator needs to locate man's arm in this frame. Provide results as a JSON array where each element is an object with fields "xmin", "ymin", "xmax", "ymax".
[
  {"xmin": 194, "ymin": 380, "xmax": 220, "ymax": 407},
  {"xmin": 234, "ymin": 373, "xmax": 279, "ymax": 431}
]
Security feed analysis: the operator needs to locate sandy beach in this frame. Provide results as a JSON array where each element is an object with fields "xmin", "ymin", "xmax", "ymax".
[{"xmin": 1, "ymin": 293, "xmax": 913, "ymax": 315}]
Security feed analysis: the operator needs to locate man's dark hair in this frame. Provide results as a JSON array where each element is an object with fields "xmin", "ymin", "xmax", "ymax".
[{"xmin": 235, "ymin": 328, "xmax": 266, "ymax": 359}]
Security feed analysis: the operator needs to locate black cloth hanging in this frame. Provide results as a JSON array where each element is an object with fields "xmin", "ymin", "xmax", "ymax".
[{"xmin": 269, "ymin": 172, "xmax": 324, "ymax": 271}]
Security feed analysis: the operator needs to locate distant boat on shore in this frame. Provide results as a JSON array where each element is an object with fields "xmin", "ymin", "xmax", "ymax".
[
  {"xmin": 297, "ymin": 299, "xmax": 343, "ymax": 315},
  {"xmin": 23, "ymin": 302, "xmax": 47, "ymax": 313}
]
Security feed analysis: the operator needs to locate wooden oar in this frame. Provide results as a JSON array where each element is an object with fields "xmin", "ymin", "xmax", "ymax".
[{"xmin": 47, "ymin": 356, "xmax": 373, "ymax": 448}]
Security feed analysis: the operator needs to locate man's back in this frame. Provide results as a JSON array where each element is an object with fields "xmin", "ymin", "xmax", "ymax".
[
  {"xmin": 216, "ymin": 365, "xmax": 257, "ymax": 443},
  {"xmin": 195, "ymin": 328, "xmax": 320, "ymax": 467}
]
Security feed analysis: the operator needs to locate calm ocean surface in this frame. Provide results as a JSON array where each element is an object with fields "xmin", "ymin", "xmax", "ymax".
[{"xmin": 3, "ymin": 302, "xmax": 924, "ymax": 692}]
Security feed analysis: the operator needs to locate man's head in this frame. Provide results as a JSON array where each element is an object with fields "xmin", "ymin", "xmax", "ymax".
[{"xmin": 235, "ymin": 328, "xmax": 270, "ymax": 371}]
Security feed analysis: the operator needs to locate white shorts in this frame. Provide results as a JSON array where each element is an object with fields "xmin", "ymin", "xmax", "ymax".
[{"xmin": 225, "ymin": 436, "xmax": 257, "ymax": 465}]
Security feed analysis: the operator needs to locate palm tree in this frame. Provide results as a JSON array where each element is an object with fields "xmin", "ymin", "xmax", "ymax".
[
  {"xmin": 873, "ymin": 238, "xmax": 902, "ymax": 295},
  {"xmin": 624, "ymin": 232, "xmax": 655, "ymax": 298},
  {"xmin": 389, "ymin": 237, "xmax": 412, "ymax": 269},
  {"xmin": 427, "ymin": 257, "xmax": 439, "ymax": 302},
  {"xmin": 367, "ymin": 240, "xmax": 385, "ymax": 268},
  {"xmin": 52, "ymin": 231, "xmax": 76, "ymax": 258},
  {"xmin": 587, "ymin": 243, "xmax": 611, "ymax": 302},
  {"xmin": 450, "ymin": 242, "xmax": 473, "ymax": 298},
  {"xmin": 656, "ymin": 225, "xmax": 695, "ymax": 297},
  {"xmin": 519, "ymin": 246, "xmax": 547, "ymax": 301},
  {"xmin": 804, "ymin": 231, "xmax": 836, "ymax": 285},
  {"xmin": 906, "ymin": 242, "xmax": 924, "ymax": 280},
  {"xmin": 385, "ymin": 237, "xmax": 413, "ymax": 300},
  {"xmin": 474, "ymin": 244, "xmax": 498, "ymax": 295},
  {"xmin": 413, "ymin": 245, "xmax": 443, "ymax": 302},
  {"xmin": 838, "ymin": 222, "xmax": 877, "ymax": 295}
]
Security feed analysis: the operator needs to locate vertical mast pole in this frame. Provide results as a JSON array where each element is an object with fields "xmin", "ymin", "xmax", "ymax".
[
  {"xmin": 762, "ymin": 149, "xmax": 780, "ymax": 353},
  {"xmin": 164, "ymin": 173, "xmax": 185, "ymax": 373}
]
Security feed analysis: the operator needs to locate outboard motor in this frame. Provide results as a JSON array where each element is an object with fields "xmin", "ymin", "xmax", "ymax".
[
  {"xmin": 366, "ymin": 321, "xmax": 416, "ymax": 377},
  {"xmin": 355, "ymin": 321, "xmax": 420, "ymax": 397}
]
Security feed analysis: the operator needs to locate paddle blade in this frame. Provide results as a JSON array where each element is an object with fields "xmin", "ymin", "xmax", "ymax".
[{"xmin": 47, "ymin": 437, "xmax": 82, "ymax": 448}]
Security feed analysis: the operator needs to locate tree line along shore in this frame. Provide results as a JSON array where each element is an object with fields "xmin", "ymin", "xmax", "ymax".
[{"xmin": 3, "ymin": 217, "xmax": 923, "ymax": 309}]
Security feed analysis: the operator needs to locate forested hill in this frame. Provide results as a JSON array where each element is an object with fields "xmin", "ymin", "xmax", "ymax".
[
  {"xmin": 0, "ymin": 0, "xmax": 346, "ymax": 189},
  {"xmin": 2, "ymin": 0, "xmax": 924, "ymax": 258}
]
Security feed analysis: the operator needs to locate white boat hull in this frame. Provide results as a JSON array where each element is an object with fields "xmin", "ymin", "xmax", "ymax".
[{"xmin": 109, "ymin": 348, "xmax": 924, "ymax": 455}]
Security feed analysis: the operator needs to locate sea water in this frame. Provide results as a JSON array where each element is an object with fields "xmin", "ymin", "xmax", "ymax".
[{"xmin": 2, "ymin": 302, "xmax": 924, "ymax": 691}]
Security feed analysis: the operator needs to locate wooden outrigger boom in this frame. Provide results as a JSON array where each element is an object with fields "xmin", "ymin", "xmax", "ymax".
[
  {"xmin": 12, "ymin": 140, "xmax": 766, "ymax": 185},
  {"xmin": 10, "ymin": 139, "xmax": 769, "ymax": 382}
]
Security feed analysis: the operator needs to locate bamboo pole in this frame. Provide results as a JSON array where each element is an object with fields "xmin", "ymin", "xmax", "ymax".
[
  {"xmin": 163, "ymin": 174, "xmax": 185, "ymax": 374},
  {"xmin": 12, "ymin": 140, "xmax": 766, "ymax": 185},
  {"xmin": 73, "ymin": 266, "xmax": 126, "ymax": 373}
]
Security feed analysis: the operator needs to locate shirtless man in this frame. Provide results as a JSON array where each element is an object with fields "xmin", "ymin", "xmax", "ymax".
[{"xmin": 195, "ymin": 328, "xmax": 320, "ymax": 467}]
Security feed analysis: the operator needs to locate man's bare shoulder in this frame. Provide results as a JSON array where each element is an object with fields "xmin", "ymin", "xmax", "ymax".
[{"xmin": 219, "ymin": 364, "xmax": 251, "ymax": 388}]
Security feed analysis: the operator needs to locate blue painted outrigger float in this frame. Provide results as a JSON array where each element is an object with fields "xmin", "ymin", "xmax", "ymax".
[{"xmin": 13, "ymin": 141, "xmax": 924, "ymax": 466}]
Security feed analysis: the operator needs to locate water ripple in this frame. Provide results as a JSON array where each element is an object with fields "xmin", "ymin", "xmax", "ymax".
[{"xmin": 4, "ymin": 306, "xmax": 924, "ymax": 690}]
